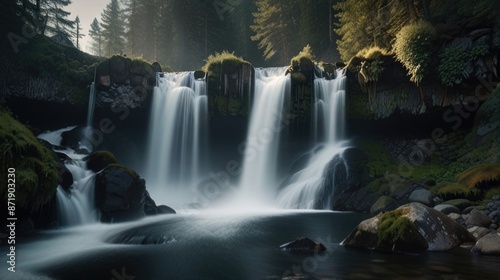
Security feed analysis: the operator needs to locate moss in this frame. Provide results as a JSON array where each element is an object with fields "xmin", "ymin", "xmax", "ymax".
[
  {"xmin": 0, "ymin": 110, "xmax": 58, "ymax": 211},
  {"xmin": 202, "ymin": 51, "xmax": 250, "ymax": 77},
  {"xmin": 457, "ymin": 163, "xmax": 500, "ymax": 189},
  {"xmin": 377, "ymin": 207, "xmax": 426, "ymax": 251},
  {"xmin": 485, "ymin": 187, "xmax": 500, "ymax": 200},
  {"xmin": 290, "ymin": 45, "xmax": 315, "ymax": 71},
  {"xmin": 85, "ymin": 150, "xmax": 118, "ymax": 172},
  {"xmin": 357, "ymin": 139, "xmax": 396, "ymax": 177},
  {"xmin": 430, "ymin": 182, "xmax": 481, "ymax": 201}
]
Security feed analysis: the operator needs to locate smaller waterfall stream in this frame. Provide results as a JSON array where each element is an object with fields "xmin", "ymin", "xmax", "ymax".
[
  {"xmin": 38, "ymin": 128, "xmax": 97, "ymax": 226},
  {"xmin": 277, "ymin": 70, "xmax": 347, "ymax": 209}
]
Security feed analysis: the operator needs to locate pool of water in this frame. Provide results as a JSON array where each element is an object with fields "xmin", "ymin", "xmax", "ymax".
[{"xmin": 3, "ymin": 211, "xmax": 499, "ymax": 280}]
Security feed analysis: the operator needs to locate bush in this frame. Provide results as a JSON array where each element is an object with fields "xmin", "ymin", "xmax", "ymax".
[
  {"xmin": 457, "ymin": 163, "xmax": 500, "ymax": 189},
  {"xmin": 393, "ymin": 21, "xmax": 436, "ymax": 85},
  {"xmin": 202, "ymin": 51, "xmax": 250, "ymax": 77}
]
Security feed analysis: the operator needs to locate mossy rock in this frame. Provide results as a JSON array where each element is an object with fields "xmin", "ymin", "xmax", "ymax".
[
  {"xmin": 0, "ymin": 110, "xmax": 58, "ymax": 211},
  {"xmin": 202, "ymin": 51, "xmax": 250, "ymax": 77},
  {"xmin": 485, "ymin": 187, "xmax": 500, "ymax": 200},
  {"xmin": 441, "ymin": 199, "xmax": 475, "ymax": 211},
  {"xmin": 85, "ymin": 150, "xmax": 118, "ymax": 172},
  {"xmin": 457, "ymin": 163, "xmax": 500, "ymax": 189},
  {"xmin": 377, "ymin": 207, "xmax": 427, "ymax": 251}
]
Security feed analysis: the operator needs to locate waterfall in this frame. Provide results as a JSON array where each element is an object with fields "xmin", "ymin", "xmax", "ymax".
[
  {"xmin": 277, "ymin": 69, "xmax": 347, "ymax": 209},
  {"xmin": 38, "ymin": 128, "xmax": 97, "ymax": 226},
  {"xmin": 237, "ymin": 67, "xmax": 291, "ymax": 205},
  {"xmin": 86, "ymin": 81, "xmax": 96, "ymax": 127},
  {"xmin": 145, "ymin": 72, "xmax": 207, "ymax": 204}
]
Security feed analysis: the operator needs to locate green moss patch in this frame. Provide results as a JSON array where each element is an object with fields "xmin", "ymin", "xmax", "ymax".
[
  {"xmin": 377, "ymin": 207, "xmax": 427, "ymax": 251},
  {"xmin": 202, "ymin": 51, "xmax": 250, "ymax": 77},
  {"xmin": 85, "ymin": 150, "xmax": 118, "ymax": 172},
  {"xmin": 0, "ymin": 110, "xmax": 58, "ymax": 211}
]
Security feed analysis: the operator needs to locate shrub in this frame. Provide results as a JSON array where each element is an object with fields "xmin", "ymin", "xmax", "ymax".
[
  {"xmin": 202, "ymin": 51, "xmax": 250, "ymax": 77},
  {"xmin": 393, "ymin": 21, "xmax": 436, "ymax": 85},
  {"xmin": 457, "ymin": 163, "xmax": 500, "ymax": 189}
]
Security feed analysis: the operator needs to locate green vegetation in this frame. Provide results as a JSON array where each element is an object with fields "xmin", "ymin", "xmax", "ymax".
[
  {"xmin": 290, "ymin": 45, "xmax": 315, "ymax": 69},
  {"xmin": 202, "ymin": 51, "xmax": 250, "ymax": 77},
  {"xmin": 457, "ymin": 163, "xmax": 500, "ymax": 189},
  {"xmin": 0, "ymin": 110, "xmax": 58, "ymax": 211},
  {"xmin": 393, "ymin": 21, "xmax": 436, "ymax": 85},
  {"xmin": 377, "ymin": 207, "xmax": 427, "ymax": 250},
  {"xmin": 430, "ymin": 182, "xmax": 481, "ymax": 201}
]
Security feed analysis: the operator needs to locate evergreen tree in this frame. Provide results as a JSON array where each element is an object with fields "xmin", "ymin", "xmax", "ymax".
[
  {"xmin": 100, "ymin": 0, "xmax": 126, "ymax": 57},
  {"xmin": 88, "ymin": 18, "xmax": 103, "ymax": 56},
  {"xmin": 73, "ymin": 16, "xmax": 84, "ymax": 49},
  {"xmin": 41, "ymin": 0, "xmax": 75, "ymax": 39}
]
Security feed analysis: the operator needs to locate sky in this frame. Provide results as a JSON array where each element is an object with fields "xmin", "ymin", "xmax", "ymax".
[{"xmin": 67, "ymin": 0, "xmax": 109, "ymax": 53}]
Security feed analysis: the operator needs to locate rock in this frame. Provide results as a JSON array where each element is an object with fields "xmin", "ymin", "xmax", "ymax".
[
  {"xmin": 341, "ymin": 203, "xmax": 475, "ymax": 252},
  {"xmin": 194, "ymin": 70, "xmax": 206, "ymax": 80},
  {"xmin": 447, "ymin": 213, "xmax": 465, "ymax": 227},
  {"xmin": 152, "ymin": 62, "xmax": 162, "ymax": 73},
  {"xmin": 434, "ymin": 204, "xmax": 461, "ymax": 215},
  {"xmin": 409, "ymin": 189, "xmax": 435, "ymax": 206},
  {"xmin": 279, "ymin": 237, "xmax": 326, "ymax": 253},
  {"xmin": 441, "ymin": 199, "xmax": 474, "ymax": 211},
  {"xmin": 56, "ymin": 162, "xmax": 73, "ymax": 191},
  {"xmin": 463, "ymin": 206, "xmax": 476, "ymax": 214},
  {"xmin": 472, "ymin": 233, "xmax": 500, "ymax": 254},
  {"xmin": 85, "ymin": 150, "xmax": 118, "ymax": 172},
  {"xmin": 60, "ymin": 125, "xmax": 88, "ymax": 150},
  {"xmin": 466, "ymin": 209, "xmax": 493, "ymax": 228},
  {"xmin": 370, "ymin": 196, "xmax": 398, "ymax": 214},
  {"xmin": 468, "ymin": 226, "xmax": 491, "ymax": 240},
  {"xmin": 490, "ymin": 223, "xmax": 498, "ymax": 230},
  {"xmin": 143, "ymin": 191, "xmax": 176, "ymax": 215},
  {"xmin": 95, "ymin": 164, "xmax": 146, "ymax": 223}
]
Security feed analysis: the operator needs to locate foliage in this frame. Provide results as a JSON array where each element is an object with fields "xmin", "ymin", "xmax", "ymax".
[
  {"xmin": 393, "ymin": 21, "xmax": 436, "ymax": 85},
  {"xmin": 202, "ymin": 51, "xmax": 249, "ymax": 77},
  {"xmin": 485, "ymin": 188, "xmax": 500, "ymax": 200},
  {"xmin": 377, "ymin": 207, "xmax": 426, "ymax": 250},
  {"xmin": 0, "ymin": 110, "xmax": 58, "ymax": 212},
  {"xmin": 430, "ymin": 182, "xmax": 481, "ymax": 201},
  {"xmin": 439, "ymin": 38, "xmax": 490, "ymax": 86},
  {"xmin": 457, "ymin": 163, "xmax": 500, "ymax": 189},
  {"xmin": 41, "ymin": 0, "xmax": 75, "ymax": 39},
  {"xmin": 88, "ymin": 18, "xmax": 102, "ymax": 56},
  {"xmin": 73, "ymin": 16, "xmax": 84, "ymax": 49},
  {"xmin": 290, "ymin": 45, "xmax": 315, "ymax": 67}
]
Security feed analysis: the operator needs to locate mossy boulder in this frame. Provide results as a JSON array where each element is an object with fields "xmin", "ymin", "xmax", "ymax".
[
  {"xmin": 0, "ymin": 111, "xmax": 59, "ymax": 212},
  {"xmin": 441, "ymin": 199, "xmax": 475, "ymax": 211},
  {"xmin": 85, "ymin": 150, "xmax": 118, "ymax": 172},
  {"xmin": 342, "ymin": 203, "xmax": 475, "ymax": 252}
]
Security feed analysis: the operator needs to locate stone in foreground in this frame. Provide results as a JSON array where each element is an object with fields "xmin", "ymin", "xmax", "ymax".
[
  {"xmin": 279, "ymin": 237, "xmax": 326, "ymax": 253},
  {"xmin": 472, "ymin": 232, "xmax": 500, "ymax": 255},
  {"xmin": 341, "ymin": 203, "xmax": 475, "ymax": 252}
]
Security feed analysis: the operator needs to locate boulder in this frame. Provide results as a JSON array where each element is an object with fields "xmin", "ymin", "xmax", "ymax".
[
  {"xmin": 434, "ymin": 204, "xmax": 461, "ymax": 215},
  {"xmin": 95, "ymin": 164, "xmax": 146, "ymax": 223},
  {"xmin": 144, "ymin": 191, "xmax": 176, "ymax": 215},
  {"xmin": 85, "ymin": 150, "xmax": 118, "ymax": 172},
  {"xmin": 409, "ymin": 189, "xmax": 435, "ymax": 206},
  {"xmin": 279, "ymin": 237, "xmax": 326, "ymax": 254},
  {"xmin": 472, "ymin": 232, "xmax": 500, "ymax": 254},
  {"xmin": 466, "ymin": 209, "xmax": 493, "ymax": 228},
  {"xmin": 157, "ymin": 205, "xmax": 176, "ymax": 214},
  {"xmin": 441, "ymin": 199, "xmax": 474, "ymax": 211},
  {"xmin": 341, "ymin": 203, "xmax": 475, "ymax": 252},
  {"xmin": 468, "ymin": 226, "xmax": 491, "ymax": 240}
]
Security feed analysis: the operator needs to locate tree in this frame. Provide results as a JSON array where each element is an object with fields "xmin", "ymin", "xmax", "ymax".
[
  {"xmin": 100, "ymin": 0, "xmax": 126, "ymax": 56},
  {"xmin": 73, "ymin": 16, "xmax": 84, "ymax": 49},
  {"xmin": 88, "ymin": 18, "xmax": 102, "ymax": 56},
  {"xmin": 41, "ymin": 0, "xmax": 75, "ymax": 39}
]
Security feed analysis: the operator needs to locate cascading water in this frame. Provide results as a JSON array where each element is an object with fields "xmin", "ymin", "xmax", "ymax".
[
  {"xmin": 38, "ymin": 128, "xmax": 97, "ymax": 226},
  {"xmin": 277, "ymin": 69, "xmax": 348, "ymax": 209},
  {"xmin": 86, "ymin": 81, "xmax": 96, "ymax": 127},
  {"xmin": 237, "ymin": 67, "xmax": 291, "ymax": 205},
  {"xmin": 145, "ymin": 72, "xmax": 207, "ymax": 205}
]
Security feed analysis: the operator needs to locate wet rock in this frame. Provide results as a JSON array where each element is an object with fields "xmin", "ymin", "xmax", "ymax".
[
  {"xmin": 194, "ymin": 70, "xmax": 206, "ymax": 80},
  {"xmin": 434, "ymin": 204, "xmax": 461, "ymax": 215},
  {"xmin": 441, "ymin": 199, "xmax": 474, "ymax": 211},
  {"xmin": 144, "ymin": 191, "xmax": 176, "ymax": 215},
  {"xmin": 468, "ymin": 226, "xmax": 491, "ymax": 240},
  {"xmin": 157, "ymin": 205, "xmax": 176, "ymax": 214},
  {"xmin": 466, "ymin": 209, "xmax": 493, "ymax": 228},
  {"xmin": 85, "ymin": 150, "xmax": 118, "ymax": 172},
  {"xmin": 409, "ymin": 189, "xmax": 436, "ymax": 206},
  {"xmin": 279, "ymin": 237, "xmax": 326, "ymax": 253},
  {"xmin": 342, "ymin": 203, "xmax": 475, "ymax": 252},
  {"xmin": 472, "ymin": 232, "xmax": 500, "ymax": 254},
  {"xmin": 95, "ymin": 164, "xmax": 146, "ymax": 223}
]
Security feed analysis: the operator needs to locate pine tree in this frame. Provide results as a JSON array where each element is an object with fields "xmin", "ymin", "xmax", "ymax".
[
  {"xmin": 73, "ymin": 16, "xmax": 84, "ymax": 49},
  {"xmin": 41, "ymin": 0, "xmax": 75, "ymax": 39},
  {"xmin": 100, "ymin": 0, "xmax": 126, "ymax": 57},
  {"xmin": 88, "ymin": 18, "xmax": 103, "ymax": 56}
]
